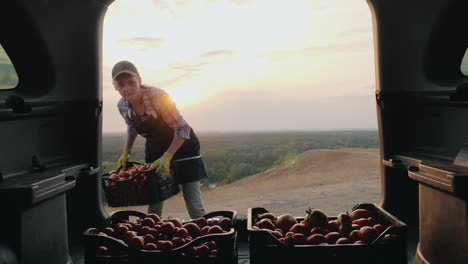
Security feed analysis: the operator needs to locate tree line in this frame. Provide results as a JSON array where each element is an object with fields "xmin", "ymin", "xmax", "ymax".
[{"xmin": 102, "ymin": 130, "xmax": 379, "ymax": 187}]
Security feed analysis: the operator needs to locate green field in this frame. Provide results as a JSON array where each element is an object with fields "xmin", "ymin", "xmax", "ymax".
[{"xmin": 102, "ymin": 130, "xmax": 378, "ymax": 186}]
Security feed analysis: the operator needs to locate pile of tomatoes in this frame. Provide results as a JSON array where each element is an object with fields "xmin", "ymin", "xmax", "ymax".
[
  {"xmin": 104, "ymin": 164, "xmax": 151, "ymax": 186},
  {"xmin": 252, "ymin": 207, "xmax": 399, "ymax": 246},
  {"xmin": 86, "ymin": 213, "xmax": 233, "ymax": 258}
]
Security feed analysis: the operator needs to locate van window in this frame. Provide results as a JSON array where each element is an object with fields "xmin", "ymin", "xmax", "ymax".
[
  {"xmin": 461, "ymin": 48, "xmax": 468, "ymax": 76},
  {"xmin": 0, "ymin": 44, "xmax": 19, "ymax": 89}
]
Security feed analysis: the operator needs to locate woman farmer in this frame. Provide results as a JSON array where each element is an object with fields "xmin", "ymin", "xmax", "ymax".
[{"xmin": 113, "ymin": 60, "xmax": 207, "ymax": 219}]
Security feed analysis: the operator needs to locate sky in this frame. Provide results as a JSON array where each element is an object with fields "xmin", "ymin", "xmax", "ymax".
[{"xmin": 102, "ymin": 0, "xmax": 377, "ymax": 133}]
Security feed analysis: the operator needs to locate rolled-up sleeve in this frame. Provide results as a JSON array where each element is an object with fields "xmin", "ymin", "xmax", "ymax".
[{"xmin": 150, "ymin": 90, "xmax": 191, "ymax": 139}]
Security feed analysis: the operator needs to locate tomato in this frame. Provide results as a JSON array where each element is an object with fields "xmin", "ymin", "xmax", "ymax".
[
  {"xmin": 289, "ymin": 223, "xmax": 309, "ymax": 236},
  {"xmin": 337, "ymin": 213, "xmax": 352, "ymax": 229},
  {"xmin": 171, "ymin": 237, "xmax": 185, "ymax": 248},
  {"xmin": 353, "ymin": 218, "xmax": 371, "ymax": 228},
  {"xmin": 146, "ymin": 213, "xmax": 161, "ymax": 223},
  {"xmin": 358, "ymin": 226, "xmax": 378, "ymax": 243},
  {"xmin": 324, "ymin": 232, "xmax": 342, "ymax": 244},
  {"xmin": 204, "ymin": 241, "xmax": 217, "ymax": 251},
  {"xmin": 200, "ymin": 226, "xmax": 210, "ymax": 236},
  {"xmin": 336, "ymin": 237, "xmax": 351, "ymax": 244},
  {"xmin": 305, "ymin": 234, "xmax": 326, "ymax": 245},
  {"xmin": 102, "ymin": 227, "xmax": 114, "ymax": 236},
  {"xmin": 156, "ymin": 240, "xmax": 174, "ymax": 251},
  {"xmin": 141, "ymin": 218, "xmax": 156, "ymax": 227},
  {"xmin": 256, "ymin": 212, "xmax": 277, "ymax": 223},
  {"xmin": 195, "ymin": 217, "xmax": 208, "ymax": 228},
  {"xmin": 194, "ymin": 244, "xmax": 210, "ymax": 257},
  {"xmin": 219, "ymin": 217, "xmax": 231, "ymax": 231},
  {"xmin": 207, "ymin": 225, "xmax": 224, "ymax": 234},
  {"xmin": 96, "ymin": 246, "xmax": 109, "ymax": 255},
  {"xmin": 350, "ymin": 209, "xmax": 373, "ymax": 221},
  {"xmin": 174, "ymin": 227, "xmax": 189, "ymax": 238},
  {"xmin": 348, "ymin": 230, "xmax": 360, "ymax": 242},
  {"xmin": 118, "ymin": 171, "xmax": 130, "ymax": 178},
  {"xmin": 327, "ymin": 220, "xmax": 340, "ymax": 232},
  {"xmin": 144, "ymin": 243, "xmax": 157, "ymax": 250},
  {"xmin": 275, "ymin": 214, "xmax": 298, "ymax": 233},
  {"xmin": 165, "ymin": 218, "xmax": 183, "ymax": 228},
  {"xmin": 144, "ymin": 234, "xmax": 156, "ymax": 244},
  {"xmin": 310, "ymin": 226, "xmax": 328, "ymax": 235},
  {"xmin": 183, "ymin": 223, "xmax": 201, "ymax": 238},
  {"xmin": 256, "ymin": 218, "xmax": 275, "ymax": 231},
  {"xmin": 293, "ymin": 233, "xmax": 306, "ymax": 244},
  {"xmin": 138, "ymin": 226, "xmax": 151, "ymax": 236},
  {"xmin": 159, "ymin": 222, "xmax": 176, "ymax": 236},
  {"xmin": 373, "ymin": 224, "xmax": 386, "ymax": 234},
  {"xmin": 270, "ymin": 230, "xmax": 283, "ymax": 239},
  {"xmin": 128, "ymin": 236, "xmax": 145, "ymax": 249}
]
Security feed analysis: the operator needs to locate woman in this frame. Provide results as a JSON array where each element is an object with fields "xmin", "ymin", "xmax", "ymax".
[{"xmin": 112, "ymin": 60, "xmax": 207, "ymax": 219}]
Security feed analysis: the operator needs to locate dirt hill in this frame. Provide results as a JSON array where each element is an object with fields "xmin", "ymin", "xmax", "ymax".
[{"xmin": 108, "ymin": 148, "xmax": 381, "ymax": 220}]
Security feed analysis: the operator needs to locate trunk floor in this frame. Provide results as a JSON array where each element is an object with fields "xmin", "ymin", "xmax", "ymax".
[{"xmin": 71, "ymin": 231, "xmax": 417, "ymax": 264}]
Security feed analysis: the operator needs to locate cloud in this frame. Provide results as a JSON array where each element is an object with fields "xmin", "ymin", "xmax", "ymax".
[
  {"xmin": 158, "ymin": 62, "xmax": 207, "ymax": 87},
  {"xmin": 228, "ymin": 0, "xmax": 256, "ymax": 6},
  {"xmin": 159, "ymin": 50, "xmax": 237, "ymax": 86},
  {"xmin": 118, "ymin": 37, "xmax": 165, "ymax": 51},
  {"xmin": 260, "ymin": 40, "xmax": 373, "ymax": 62},
  {"xmin": 342, "ymin": 27, "xmax": 373, "ymax": 36},
  {"xmin": 152, "ymin": 0, "xmax": 177, "ymax": 17},
  {"xmin": 201, "ymin": 50, "xmax": 236, "ymax": 57}
]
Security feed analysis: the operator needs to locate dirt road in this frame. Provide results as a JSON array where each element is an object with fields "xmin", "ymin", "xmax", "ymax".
[{"xmin": 107, "ymin": 148, "xmax": 381, "ymax": 220}]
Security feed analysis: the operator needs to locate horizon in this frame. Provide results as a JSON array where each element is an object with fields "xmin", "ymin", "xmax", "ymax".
[{"xmin": 103, "ymin": 128, "xmax": 378, "ymax": 135}]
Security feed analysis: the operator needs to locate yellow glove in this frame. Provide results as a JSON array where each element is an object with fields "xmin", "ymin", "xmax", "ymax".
[
  {"xmin": 117, "ymin": 149, "xmax": 130, "ymax": 167},
  {"xmin": 150, "ymin": 152, "xmax": 173, "ymax": 177}
]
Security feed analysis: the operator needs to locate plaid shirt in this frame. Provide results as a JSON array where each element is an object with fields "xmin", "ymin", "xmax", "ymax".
[{"xmin": 117, "ymin": 86, "xmax": 191, "ymax": 139}]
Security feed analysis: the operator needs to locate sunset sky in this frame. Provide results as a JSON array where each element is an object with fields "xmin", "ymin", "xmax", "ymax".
[{"xmin": 102, "ymin": 0, "xmax": 376, "ymax": 133}]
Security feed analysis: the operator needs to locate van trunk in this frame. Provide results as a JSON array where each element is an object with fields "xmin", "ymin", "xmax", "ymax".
[{"xmin": 1, "ymin": 0, "xmax": 468, "ymax": 263}]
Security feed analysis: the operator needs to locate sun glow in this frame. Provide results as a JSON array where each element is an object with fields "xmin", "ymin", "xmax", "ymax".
[{"xmin": 166, "ymin": 87, "xmax": 206, "ymax": 109}]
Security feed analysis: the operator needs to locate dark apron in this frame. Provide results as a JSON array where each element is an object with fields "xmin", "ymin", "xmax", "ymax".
[{"xmin": 127, "ymin": 109, "xmax": 207, "ymax": 184}]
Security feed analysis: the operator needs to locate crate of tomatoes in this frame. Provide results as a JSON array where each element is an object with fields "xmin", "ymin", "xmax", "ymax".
[
  {"xmin": 82, "ymin": 210, "xmax": 238, "ymax": 264},
  {"xmin": 82, "ymin": 210, "xmax": 147, "ymax": 264},
  {"xmin": 247, "ymin": 203, "xmax": 407, "ymax": 264},
  {"xmin": 102, "ymin": 161, "xmax": 180, "ymax": 207}
]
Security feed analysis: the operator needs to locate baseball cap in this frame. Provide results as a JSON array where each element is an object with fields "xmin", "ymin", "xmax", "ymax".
[{"xmin": 112, "ymin": 60, "xmax": 140, "ymax": 80}]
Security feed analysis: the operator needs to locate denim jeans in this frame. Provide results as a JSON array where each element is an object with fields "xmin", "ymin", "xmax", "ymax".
[{"xmin": 147, "ymin": 180, "xmax": 206, "ymax": 219}]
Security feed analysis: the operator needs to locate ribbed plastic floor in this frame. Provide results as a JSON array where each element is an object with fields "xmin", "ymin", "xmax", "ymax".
[
  {"xmin": 70, "ymin": 236, "xmax": 251, "ymax": 264},
  {"xmin": 237, "ymin": 240, "xmax": 250, "ymax": 264},
  {"xmin": 71, "ymin": 233, "xmax": 416, "ymax": 264}
]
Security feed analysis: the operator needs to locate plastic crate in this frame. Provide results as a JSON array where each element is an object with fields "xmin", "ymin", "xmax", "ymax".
[
  {"xmin": 102, "ymin": 161, "xmax": 180, "ymax": 207},
  {"xmin": 130, "ymin": 210, "xmax": 238, "ymax": 264},
  {"xmin": 247, "ymin": 203, "xmax": 407, "ymax": 264},
  {"xmin": 82, "ymin": 211, "xmax": 147, "ymax": 264},
  {"xmin": 83, "ymin": 210, "xmax": 237, "ymax": 264}
]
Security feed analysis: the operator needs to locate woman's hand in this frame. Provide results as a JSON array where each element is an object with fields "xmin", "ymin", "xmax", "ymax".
[
  {"xmin": 150, "ymin": 152, "xmax": 173, "ymax": 177},
  {"xmin": 117, "ymin": 149, "xmax": 130, "ymax": 167}
]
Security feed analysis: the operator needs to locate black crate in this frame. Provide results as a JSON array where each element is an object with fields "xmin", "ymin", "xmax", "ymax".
[
  {"xmin": 102, "ymin": 162, "xmax": 180, "ymax": 207},
  {"xmin": 82, "ymin": 232, "xmax": 132, "ymax": 264},
  {"xmin": 247, "ymin": 203, "xmax": 407, "ymax": 264},
  {"xmin": 130, "ymin": 210, "xmax": 238, "ymax": 264},
  {"xmin": 83, "ymin": 210, "xmax": 237, "ymax": 264},
  {"xmin": 82, "ymin": 210, "xmax": 147, "ymax": 264}
]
